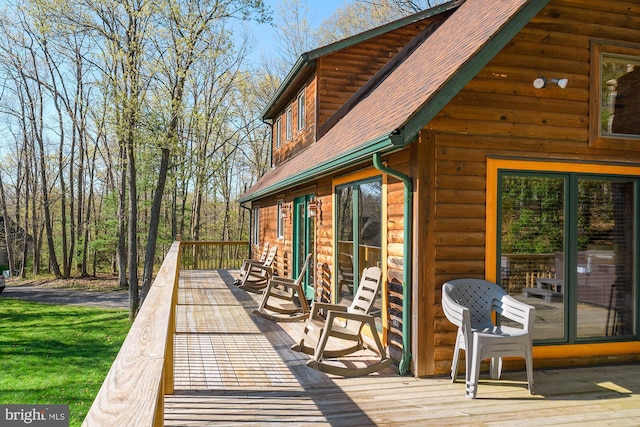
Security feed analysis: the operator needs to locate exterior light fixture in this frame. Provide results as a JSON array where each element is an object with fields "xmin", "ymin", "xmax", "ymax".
[
  {"xmin": 308, "ymin": 198, "xmax": 322, "ymax": 223},
  {"xmin": 280, "ymin": 202, "xmax": 290, "ymax": 219},
  {"xmin": 552, "ymin": 78, "xmax": 569, "ymax": 89},
  {"xmin": 533, "ymin": 77, "xmax": 568, "ymax": 89},
  {"xmin": 533, "ymin": 77, "xmax": 546, "ymax": 89}
]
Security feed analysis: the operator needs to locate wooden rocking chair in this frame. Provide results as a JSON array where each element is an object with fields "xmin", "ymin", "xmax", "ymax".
[
  {"xmin": 238, "ymin": 245, "xmax": 277, "ymax": 292},
  {"xmin": 253, "ymin": 253, "xmax": 312, "ymax": 322},
  {"xmin": 234, "ymin": 242, "xmax": 270, "ymax": 285},
  {"xmin": 291, "ymin": 266, "xmax": 392, "ymax": 377}
]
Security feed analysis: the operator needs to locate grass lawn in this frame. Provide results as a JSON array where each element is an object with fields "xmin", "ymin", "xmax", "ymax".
[{"xmin": 0, "ymin": 299, "xmax": 131, "ymax": 427}]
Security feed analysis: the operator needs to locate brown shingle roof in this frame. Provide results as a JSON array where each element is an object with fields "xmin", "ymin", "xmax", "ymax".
[{"xmin": 241, "ymin": 0, "xmax": 546, "ymax": 202}]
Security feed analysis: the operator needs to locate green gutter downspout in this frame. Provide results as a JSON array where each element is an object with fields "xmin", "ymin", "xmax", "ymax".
[{"xmin": 373, "ymin": 152, "xmax": 413, "ymax": 376}]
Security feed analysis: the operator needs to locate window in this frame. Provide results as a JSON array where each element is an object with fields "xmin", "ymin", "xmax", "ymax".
[
  {"xmin": 286, "ymin": 106, "xmax": 292, "ymax": 140},
  {"xmin": 297, "ymin": 90, "xmax": 305, "ymax": 131},
  {"xmin": 277, "ymin": 200, "xmax": 285, "ymax": 239},
  {"xmin": 489, "ymin": 159, "xmax": 639, "ymax": 345},
  {"xmin": 252, "ymin": 206, "xmax": 260, "ymax": 245},
  {"xmin": 336, "ymin": 177, "xmax": 383, "ymax": 330},
  {"xmin": 274, "ymin": 118, "xmax": 281, "ymax": 149},
  {"xmin": 590, "ymin": 41, "xmax": 640, "ymax": 149}
]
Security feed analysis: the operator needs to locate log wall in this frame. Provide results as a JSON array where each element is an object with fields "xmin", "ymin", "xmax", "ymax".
[{"xmin": 416, "ymin": 0, "xmax": 640, "ymax": 376}]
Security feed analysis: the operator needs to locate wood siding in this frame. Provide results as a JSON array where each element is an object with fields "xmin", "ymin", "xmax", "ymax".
[
  {"xmin": 417, "ymin": 0, "xmax": 640, "ymax": 376},
  {"xmin": 272, "ymin": 18, "xmax": 437, "ymax": 168},
  {"xmin": 316, "ymin": 23, "xmax": 429, "ymax": 132},
  {"xmin": 272, "ymin": 76, "xmax": 317, "ymax": 166}
]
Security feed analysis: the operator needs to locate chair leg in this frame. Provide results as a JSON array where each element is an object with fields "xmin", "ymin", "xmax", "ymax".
[
  {"xmin": 525, "ymin": 346, "xmax": 535, "ymax": 395},
  {"xmin": 489, "ymin": 356, "xmax": 502, "ymax": 380},
  {"xmin": 451, "ymin": 341, "xmax": 460, "ymax": 383},
  {"xmin": 467, "ymin": 338, "xmax": 480, "ymax": 399}
]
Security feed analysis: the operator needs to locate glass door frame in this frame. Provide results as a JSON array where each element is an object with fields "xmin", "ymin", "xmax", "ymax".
[
  {"xmin": 293, "ymin": 194, "xmax": 315, "ymax": 300},
  {"xmin": 493, "ymin": 162, "xmax": 640, "ymax": 345},
  {"xmin": 333, "ymin": 172, "xmax": 385, "ymax": 334}
]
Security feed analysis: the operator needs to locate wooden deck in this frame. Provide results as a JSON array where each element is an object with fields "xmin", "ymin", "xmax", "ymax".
[{"xmin": 165, "ymin": 270, "xmax": 640, "ymax": 426}]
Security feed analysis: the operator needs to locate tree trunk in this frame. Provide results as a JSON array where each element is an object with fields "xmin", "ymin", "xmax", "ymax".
[
  {"xmin": 141, "ymin": 147, "xmax": 170, "ymax": 302},
  {"xmin": 118, "ymin": 142, "xmax": 128, "ymax": 289},
  {"xmin": 127, "ymin": 130, "xmax": 139, "ymax": 321},
  {"xmin": 0, "ymin": 174, "xmax": 14, "ymax": 277}
]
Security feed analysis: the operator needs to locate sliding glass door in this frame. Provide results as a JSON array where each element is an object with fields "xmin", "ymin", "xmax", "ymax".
[
  {"xmin": 336, "ymin": 177, "xmax": 382, "ymax": 324},
  {"xmin": 498, "ymin": 172, "xmax": 637, "ymax": 343},
  {"xmin": 293, "ymin": 195, "xmax": 315, "ymax": 300}
]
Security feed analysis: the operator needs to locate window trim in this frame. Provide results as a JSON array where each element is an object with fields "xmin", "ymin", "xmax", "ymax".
[
  {"xmin": 286, "ymin": 106, "xmax": 292, "ymax": 141},
  {"xmin": 589, "ymin": 40, "xmax": 640, "ymax": 150},
  {"xmin": 297, "ymin": 90, "xmax": 305, "ymax": 131},
  {"xmin": 252, "ymin": 205, "xmax": 260, "ymax": 246},
  {"xmin": 274, "ymin": 118, "xmax": 281, "ymax": 149},
  {"xmin": 276, "ymin": 199, "xmax": 285, "ymax": 240}
]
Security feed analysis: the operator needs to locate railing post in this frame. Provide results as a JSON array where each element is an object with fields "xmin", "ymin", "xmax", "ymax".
[{"xmin": 164, "ymin": 242, "xmax": 181, "ymax": 396}]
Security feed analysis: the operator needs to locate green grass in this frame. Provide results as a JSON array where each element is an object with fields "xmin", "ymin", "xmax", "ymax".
[{"xmin": 0, "ymin": 299, "xmax": 131, "ymax": 427}]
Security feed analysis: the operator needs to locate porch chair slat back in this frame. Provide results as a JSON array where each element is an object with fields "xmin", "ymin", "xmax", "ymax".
[
  {"xmin": 349, "ymin": 266, "xmax": 382, "ymax": 316},
  {"xmin": 292, "ymin": 265, "xmax": 392, "ymax": 377}
]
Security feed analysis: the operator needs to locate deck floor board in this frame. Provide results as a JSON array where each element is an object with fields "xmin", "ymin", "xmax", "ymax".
[{"xmin": 165, "ymin": 270, "xmax": 640, "ymax": 426}]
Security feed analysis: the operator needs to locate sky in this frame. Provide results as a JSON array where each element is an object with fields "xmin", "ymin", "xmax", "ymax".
[{"xmin": 246, "ymin": 0, "xmax": 347, "ymax": 64}]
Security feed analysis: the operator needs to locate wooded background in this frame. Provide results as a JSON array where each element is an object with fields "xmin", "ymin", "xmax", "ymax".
[{"xmin": 0, "ymin": 0, "xmax": 440, "ymax": 317}]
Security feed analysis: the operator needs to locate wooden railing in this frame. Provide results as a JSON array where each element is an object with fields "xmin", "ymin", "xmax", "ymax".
[
  {"xmin": 83, "ymin": 240, "xmax": 249, "ymax": 426},
  {"xmin": 179, "ymin": 240, "xmax": 249, "ymax": 270}
]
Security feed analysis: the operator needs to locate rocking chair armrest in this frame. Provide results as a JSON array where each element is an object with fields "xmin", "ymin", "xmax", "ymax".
[
  {"xmin": 269, "ymin": 277, "xmax": 296, "ymax": 288},
  {"xmin": 325, "ymin": 310, "xmax": 374, "ymax": 326},
  {"xmin": 248, "ymin": 264, "xmax": 273, "ymax": 275},
  {"xmin": 310, "ymin": 302, "xmax": 347, "ymax": 320}
]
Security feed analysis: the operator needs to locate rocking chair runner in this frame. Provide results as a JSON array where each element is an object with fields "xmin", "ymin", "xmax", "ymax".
[
  {"xmin": 238, "ymin": 245, "xmax": 278, "ymax": 292},
  {"xmin": 234, "ymin": 243, "xmax": 270, "ymax": 285},
  {"xmin": 292, "ymin": 266, "xmax": 392, "ymax": 377},
  {"xmin": 252, "ymin": 253, "xmax": 313, "ymax": 322}
]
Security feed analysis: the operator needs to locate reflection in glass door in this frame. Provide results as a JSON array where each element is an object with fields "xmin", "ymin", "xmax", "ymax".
[
  {"xmin": 294, "ymin": 195, "xmax": 315, "ymax": 300},
  {"xmin": 336, "ymin": 178, "xmax": 382, "ymax": 327},
  {"xmin": 576, "ymin": 179, "xmax": 635, "ymax": 338},
  {"xmin": 499, "ymin": 172, "xmax": 637, "ymax": 343},
  {"xmin": 499, "ymin": 174, "xmax": 566, "ymax": 341}
]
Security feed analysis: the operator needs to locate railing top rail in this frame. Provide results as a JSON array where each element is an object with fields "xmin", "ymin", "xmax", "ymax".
[
  {"xmin": 179, "ymin": 240, "xmax": 249, "ymax": 246},
  {"xmin": 83, "ymin": 242, "xmax": 181, "ymax": 427}
]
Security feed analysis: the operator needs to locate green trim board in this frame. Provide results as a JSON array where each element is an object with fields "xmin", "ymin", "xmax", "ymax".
[{"xmin": 239, "ymin": 134, "xmax": 400, "ymax": 202}]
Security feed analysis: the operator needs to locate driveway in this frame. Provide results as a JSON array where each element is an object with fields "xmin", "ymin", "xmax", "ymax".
[{"xmin": 1, "ymin": 286, "xmax": 129, "ymax": 309}]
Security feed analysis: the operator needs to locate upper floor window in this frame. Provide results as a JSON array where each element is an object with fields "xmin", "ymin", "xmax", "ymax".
[
  {"xmin": 252, "ymin": 206, "xmax": 260, "ymax": 245},
  {"xmin": 274, "ymin": 118, "xmax": 281, "ymax": 149},
  {"xmin": 286, "ymin": 106, "xmax": 292, "ymax": 140},
  {"xmin": 590, "ymin": 41, "xmax": 640, "ymax": 149},
  {"xmin": 276, "ymin": 199, "xmax": 285, "ymax": 239},
  {"xmin": 297, "ymin": 90, "xmax": 305, "ymax": 131}
]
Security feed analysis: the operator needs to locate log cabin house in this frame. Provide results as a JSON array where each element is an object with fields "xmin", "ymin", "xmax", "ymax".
[{"xmin": 239, "ymin": 0, "xmax": 640, "ymax": 377}]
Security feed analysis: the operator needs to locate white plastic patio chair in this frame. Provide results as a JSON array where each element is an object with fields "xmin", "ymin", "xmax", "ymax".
[{"xmin": 441, "ymin": 278, "xmax": 535, "ymax": 398}]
